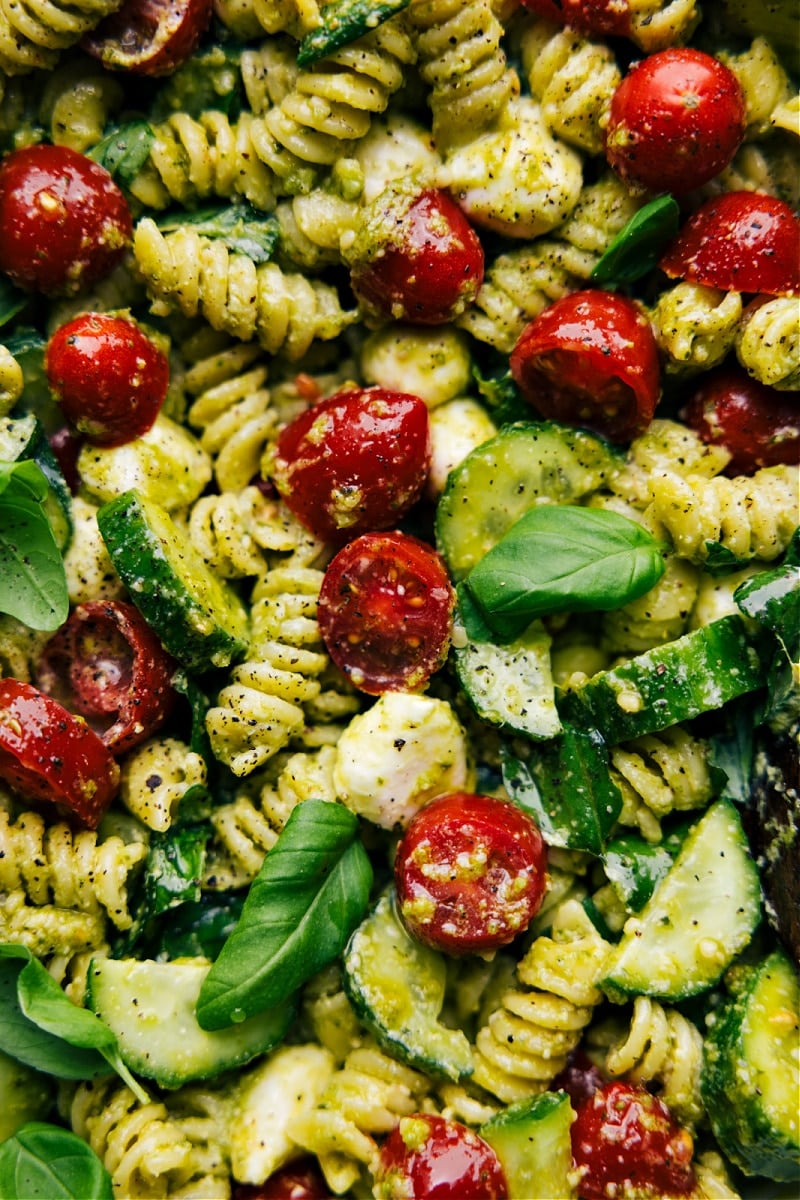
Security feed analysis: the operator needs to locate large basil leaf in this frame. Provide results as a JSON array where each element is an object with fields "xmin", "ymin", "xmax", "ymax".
[
  {"xmin": 0, "ymin": 1123, "xmax": 112, "ymax": 1200},
  {"xmin": 590, "ymin": 195, "xmax": 680, "ymax": 288},
  {"xmin": 0, "ymin": 461, "xmax": 69, "ymax": 630}
]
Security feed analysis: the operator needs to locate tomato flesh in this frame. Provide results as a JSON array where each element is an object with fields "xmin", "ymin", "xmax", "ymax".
[
  {"xmin": 348, "ymin": 186, "xmax": 484, "ymax": 325},
  {"xmin": 317, "ymin": 531, "xmax": 454, "ymax": 694},
  {"xmin": 0, "ymin": 145, "xmax": 131, "ymax": 297},
  {"xmin": 233, "ymin": 1158, "xmax": 331, "ymax": 1200},
  {"xmin": 269, "ymin": 387, "xmax": 430, "ymax": 545},
  {"xmin": 0, "ymin": 679, "xmax": 120, "ymax": 828},
  {"xmin": 519, "ymin": 0, "xmax": 631, "ymax": 36},
  {"xmin": 46, "ymin": 313, "xmax": 170, "ymax": 447},
  {"xmin": 83, "ymin": 0, "xmax": 213, "ymax": 75},
  {"xmin": 37, "ymin": 601, "xmax": 178, "ymax": 756},
  {"xmin": 510, "ymin": 289, "xmax": 660, "ymax": 443},
  {"xmin": 571, "ymin": 1081, "xmax": 696, "ymax": 1200},
  {"xmin": 681, "ymin": 365, "xmax": 800, "ymax": 475},
  {"xmin": 375, "ymin": 1114, "xmax": 507, "ymax": 1200},
  {"xmin": 660, "ymin": 192, "xmax": 800, "ymax": 297},
  {"xmin": 394, "ymin": 792, "xmax": 547, "ymax": 956}
]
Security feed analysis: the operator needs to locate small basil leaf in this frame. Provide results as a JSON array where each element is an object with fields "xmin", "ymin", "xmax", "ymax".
[
  {"xmin": 153, "ymin": 892, "xmax": 246, "ymax": 961},
  {"xmin": 602, "ymin": 827, "xmax": 689, "ymax": 912},
  {"xmin": 702, "ymin": 541, "xmax": 752, "ymax": 576},
  {"xmin": 0, "ymin": 464, "xmax": 69, "ymax": 630},
  {"xmin": 196, "ymin": 799, "xmax": 373, "ymax": 1030},
  {"xmin": 297, "ymin": 0, "xmax": 411, "ymax": 66},
  {"xmin": 156, "ymin": 204, "xmax": 279, "ymax": 263},
  {"xmin": 590, "ymin": 195, "xmax": 680, "ymax": 287},
  {"xmin": 145, "ymin": 823, "xmax": 209, "ymax": 917},
  {"xmin": 465, "ymin": 505, "xmax": 665, "ymax": 642},
  {"xmin": 88, "ymin": 122, "xmax": 155, "ymax": 187},
  {"xmin": 0, "ymin": 1123, "xmax": 113, "ymax": 1200}
]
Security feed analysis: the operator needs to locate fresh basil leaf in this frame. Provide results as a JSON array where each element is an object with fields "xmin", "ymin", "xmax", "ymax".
[
  {"xmin": 297, "ymin": 0, "xmax": 411, "ymax": 66},
  {"xmin": 172, "ymin": 669, "xmax": 213, "ymax": 759},
  {"xmin": 145, "ymin": 823, "xmax": 209, "ymax": 917},
  {"xmin": 465, "ymin": 505, "xmax": 666, "ymax": 642},
  {"xmin": 455, "ymin": 582, "xmax": 498, "ymax": 643},
  {"xmin": 88, "ymin": 122, "xmax": 155, "ymax": 187},
  {"xmin": 153, "ymin": 891, "xmax": 246, "ymax": 961},
  {"xmin": 197, "ymin": 799, "xmax": 373, "ymax": 1030},
  {"xmin": 0, "ymin": 276, "xmax": 29, "ymax": 328},
  {"xmin": 0, "ymin": 463, "xmax": 69, "ymax": 630},
  {"xmin": 702, "ymin": 541, "xmax": 751, "ymax": 575},
  {"xmin": 471, "ymin": 364, "xmax": 529, "ymax": 426},
  {"xmin": 590, "ymin": 195, "xmax": 680, "ymax": 287},
  {"xmin": 157, "ymin": 204, "xmax": 279, "ymax": 263},
  {"xmin": 0, "ymin": 1123, "xmax": 113, "ymax": 1200},
  {"xmin": 602, "ymin": 824, "xmax": 690, "ymax": 912}
]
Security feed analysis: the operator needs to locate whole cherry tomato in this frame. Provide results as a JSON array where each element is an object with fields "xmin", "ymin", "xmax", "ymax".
[
  {"xmin": 394, "ymin": 792, "xmax": 548, "ymax": 956},
  {"xmin": 317, "ymin": 531, "xmax": 454, "ymax": 694},
  {"xmin": 347, "ymin": 185, "xmax": 484, "ymax": 325},
  {"xmin": 83, "ymin": 0, "xmax": 213, "ymax": 74},
  {"xmin": 269, "ymin": 387, "xmax": 430, "ymax": 545},
  {"xmin": 37, "ymin": 601, "xmax": 178, "ymax": 756},
  {"xmin": 46, "ymin": 314, "xmax": 170, "ymax": 447},
  {"xmin": 233, "ymin": 1157, "xmax": 331, "ymax": 1200},
  {"xmin": 0, "ymin": 679, "xmax": 120, "ymax": 828},
  {"xmin": 571, "ymin": 1081, "xmax": 696, "ymax": 1200},
  {"xmin": 604, "ymin": 49, "xmax": 745, "ymax": 195},
  {"xmin": 519, "ymin": 0, "xmax": 631, "ymax": 37},
  {"xmin": 510, "ymin": 290, "xmax": 660, "ymax": 443},
  {"xmin": 660, "ymin": 191, "xmax": 800, "ymax": 297},
  {"xmin": 681, "ymin": 365, "xmax": 800, "ymax": 475},
  {"xmin": 375, "ymin": 1114, "xmax": 508, "ymax": 1200},
  {"xmin": 0, "ymin": 145, "xmax": 131, "ymax": 296}
]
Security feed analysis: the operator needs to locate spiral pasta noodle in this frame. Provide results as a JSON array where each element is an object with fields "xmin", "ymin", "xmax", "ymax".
[
  {"xmin": 0, "ymin": 0, "xmax": 123, "ymax": 75},
  {"xmin": 0, "ymin": 888, "xmax": 107, "ymax": 959},
  {"xmin": 627, "ymin": 0, "xmax": 700, "ymax": 51},
  {"xmin": 651, "ymin": 283, "xmax": 743, "ymax": 376},
  {"xmin": 735, "ymin": 296, "xmax": 800, "ymax": 391},
  {"xmin": 610, "ymin": 727, "xmax": 714, "ymax": 842},
  {"xmin": 119, "ymin": 737, "xmax": 208, "ymax": 833},
  {"xmin": 38, "ymin": 56, "xmax": 123, "ymax": 153}
]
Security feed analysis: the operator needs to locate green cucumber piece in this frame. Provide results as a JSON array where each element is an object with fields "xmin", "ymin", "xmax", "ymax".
[
  {"xmin": 97, "ymin": 489, "xmax": 249, "ymax": 673},
  {"xmin": 480, "ymin": 1091, "xmax": 576, "ymax": 1200},
  {"xmin": 0, "ymin": 413, "xmax": 72, "ymax": 550},
  {"xmin": 702, "ymin": 949, "xmax": 800, "ymax": 1182},
  {"xmin": 602, "ymin": 798, "xmax": 761, "ymax": 1002},
  {"xmin": 88, "ymin": 957, "xmax": 294, "ymax": 1088},
  {"xmin": 435, "ymin": 421, "xmax": 620, "ymax": 581},
  {"xmin": 342, "ymin": 890, "xmax": 473, "ymax": 1082},
  {"xmin": 296, "ymin": 0, "xmax": 410, "ymax": 67},
  {"xmin": 558, "ymin": 615, "xmax": 765, "ymax": 744}
]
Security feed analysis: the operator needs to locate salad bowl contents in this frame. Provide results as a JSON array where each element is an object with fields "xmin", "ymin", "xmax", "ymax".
[{"xmin": 0, "ymin": 0, "xmax": 797, "ymax": 1198}]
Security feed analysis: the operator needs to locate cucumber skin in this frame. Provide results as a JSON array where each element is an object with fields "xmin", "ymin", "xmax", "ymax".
[{"xmin": 480, "ymin": 1091, "xmax": 576, "ymax": 1200}]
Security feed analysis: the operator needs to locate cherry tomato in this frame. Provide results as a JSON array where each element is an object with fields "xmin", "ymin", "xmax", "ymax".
[
  {"xmin": 550, "ymin": 1050, "xmax": 605, "ymax": 1110},
  {"xmin": 681, "ymin": 365, "xmax": 800, "ymax": 476},
  {"xmin": 571, "ymin": 1081, "xmax": 696, "ymax": 1200},
  {"xmin": 604, "ymin": 49, "xmax": 745, "ymax": 195},
  {"xmin": 519, "ymin": 0, "xmax": 631, "ymax": 37},
  {"xmin": 46, "ymin": 314, "xmax": 169, "ymax": 447},
  {"xmin": 0, "ymin": 679, "xmax": 120, "ymax": 828},
  {"xmin": 660, "ymin": 192, "xmax": 800, "ymax": 297},
  {"xmin": 317, "ymin": 531, "xmax": 454, "ymax": 694},
  {"xmin": 269, "ymin": 387, "xmax": 430, "ymax": 545},
  {"xmin": 375, "ymin": 1114, "xmax": 508, "ymax": 1200},
  {"xmin": 0, "ymin": 145, "xmax": 132, "ymax": 297},
  {"xmin": 83, "ymin": 0, "xmax": 212, "ymax": 75},
  {"xmin": 37, "ymin": 601, "xmax": 178, "ymax": 756},
  {"xmin": 510, "ymin": 289, "xmax": 660, "ymax": 443},
  {"xmin": 348, "ymin": 185, "xmax": 484, "ymax": 325},
  {"xmin": 233, "ymin": 1158, "xmax": 331, "ymax": 1200},
  {"xmin": 394, "ymin": 792, "xmax": 547, "ymax": 956}
]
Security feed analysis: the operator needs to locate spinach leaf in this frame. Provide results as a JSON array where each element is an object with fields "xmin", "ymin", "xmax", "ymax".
[
  {"xmin": 464, "ymin": 505, "xmax": 665, "ymax": 642},
  {"xmin": 297, "ymin": 0, "xmax": 411, "ymax": 66},
  {"xmin": 0, "ymin": 1123, "xmax": 112, "ymax": 1200},
  {"xmin": 590, "ymin": 195, "xmax": 680, "ymax": 287},
  {"xmin": 196, "ymin": 799, "xmax": 373, "ymax": 1030},
  {"xmin": 157, "ymin": 204, "xmax": 280, "ymax": 263},
  {"xmin": 0, "ymin": 461, "xmax": 69, "ymax": 630},
  {"xmin": 88, "ymin": 122, "xmax": 155, "ymax": 187}
]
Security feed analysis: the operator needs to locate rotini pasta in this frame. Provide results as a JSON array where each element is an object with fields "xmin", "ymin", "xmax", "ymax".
[
  {"xmin": 118, "ymin": 736, "xmax": 208, "ymax": 832},
  {"xmin": 735, "ymin": 295, "xmax": 800, "ymax": 390},
  {"xmin": 0, "ymin": 0, "xmax": 122, "ymax": 75},
  {"xmin": 610, "ymin": 727, "xmax": 714, "ymax": 842},
  {"xmin": 651, "ymin": 282, "xmax": 743, "ymax": 376}
]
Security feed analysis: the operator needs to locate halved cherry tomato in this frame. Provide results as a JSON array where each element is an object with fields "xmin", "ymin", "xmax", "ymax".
[
  {"xmin": 571, "ymin": 1081, "xmax": 696, "ymax": 1200},
  {"xmin": 83, "ymin": 0, "xmax": 212, "ymax": 75},
  {"xmin": 394, "ymin": 792, "xmax": 548, "ymax": 956},
  {"xmin": 0, "ymin": 145, "xmax": 131, "ymax": 297},
  {"xmin": 660, "ymin": 192, "xmax": 800, "ymax": 297},
  {"xmin": 348, "ymin": 185, "xmax": 484, "ymax": 325},
  {"xmin": 681, "ymin": 365, "xmax": 800, "ymax": 475},
  {"xmin": 269, "ymin": 387, "xmax": 430, "ymax": 545},
  {"xmin": 510, "ymin": 289, "xmax": 660, "ymax": 443},
  {"xmin": 604, "ymin": 49, "xmax": 745, "ymax": 195},
  {"xmin": 0, "ymin": 679, "xmax": 120, "ymax": 828},
  {"xmin": 375, "ymin": 1114, "xmax": 508, "ymax": 1200},
  {"xmin": 317, "ymin": 531, "xmax": 454, "ymax": 694},
  {"xmin": 233, "ymin": 1158, "xmax": 331, "ymax": 1200},
  {"xmin": 519, "ymin": 0, "xmax": 631, "ymax": 36},
  {"xmin": 45, "ymin": 313, "xmax": 170, "ymax": 447}
]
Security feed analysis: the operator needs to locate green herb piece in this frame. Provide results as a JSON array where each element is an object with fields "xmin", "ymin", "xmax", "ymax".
[
  {"xmin": 0, "ymin": 461, "xmax": 69, "ymax": 630},
  {"xmin": 88, "ymin": 122, "xmax": 155, "ymax": 187},
  {"xmin": 297, "ymin": 0, "xmax": 410, "ymax": 67},
  {"xmin": 0, "ymin": 277, "xmax": 29, "ymax": 328},
  {"xmin": 154, "ymin": 892, "xmax": 246, "ymax": 961},
  {"xmin": 0, "ymin": 1123, "xmax": 113, "ymax": 1200},
  {"xmin": 471, "ymin": 364, "xmax": 530, "ymax": 426},
  {"xmin": 150, "ymin": 45, "xmax": 244, "ymax": 122},
  {"xmin": 145, "ymin": 823, "xmax": 209, "ymax": 917},
  {"xmin": 602, "ymin": 824, "xmax": 691, "ymax": 912},
  {"xmin": 156, "ymin": 204, "xmax": 279, "ymax": 263},
  {"xmin": 197, "ymin": 799, "xmax": 373, "ymax": 1031},
  {"xmin": 463, "ymin": 505, "xmax": 665, "ymax": 642},
  {"xmin": 590, "ymin": 195, "xmax": 680, "ymax": 287},
  {"xmin": 735, "ymin": 532, "xmax": 799, "ymax": 658}
]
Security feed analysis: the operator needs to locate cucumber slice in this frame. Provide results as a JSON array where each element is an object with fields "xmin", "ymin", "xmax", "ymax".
[
  {"xmin": 97, "ymin": 489, "xmax": 249, "ymax": 673},
  {"xmin": 342, "ymin": 889, "xmax": 473, "ymax": 1082},
  {"xmin": 88, "ymin": 957, "xmax": 294, "ymax": 1088},
  {"xmin": 0, "ymin": 413, "xmax": 73, "ymax": 551},
  {"xmin": 602, "ymin": 798, "xmax": 761, "ymax": 1002},
  {"xmin": 558, "ymin": 615, "xmax": 766, "ymax": 744},
  {"xmin": 702, "ymin": 949, "xmax": 800, "ymax": 1182},
  {"xmin": 435, "ymin": 421, "xmax": 620, "ymax": 580},
  {"xmin": 480, "ymin": 1091, "xmax": 576, "ymax": 1200},
  {"xmin": 454, "ymin": 618, "xmax": 561, "ymax": 741}
]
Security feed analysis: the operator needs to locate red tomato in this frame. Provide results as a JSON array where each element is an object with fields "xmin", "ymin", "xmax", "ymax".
[
  {"xmin": 375, "ymin": 1114, "xmax": 507, "ymax": 1200},
  {"xmin": 510, "ymin": 290, "xmax": 660, "ymax": 443},
  {"xmin": 269, "ymin": 387, "xmax": 430, "ymax": 545},
  {"xmin": 394, "ymin": 792, "xmax": 547, "ymax": 956},
  {"xmin": 660, "ymin": 192, "xmax": 800, "ymax": 297},
  {"xmin": 0, "ymin": 145, "xmax": 131, "ymax": 297},
  {"xmin": 37, "ymin": 601, "xmax": 178, "ymax": 756},
  {"xmin": 233, "ymin": 1158, "xmax": 331, "ymax": 1200},
  {"xmin": 0, "ymin": 679, "xmax": 120, "ymax": 828},
  {"xmin": 519, "ymin": 0, "xmax": 631, "ymax": 37},
  {"xmin": 317, "ymin": 531, "xmax": 454, "ymax": 694},
  {"xmin": 604, "ymin": 49, "xmax": 745, "ymax": 195},
  {"xmin": 571, "ymin": 1081, "xmax": 696, "ymax": 1200},
  {"xmin": 83, "ymin": 0, "xmax": 212, "ymax": 75},
  {"xmin": 46, "ymin": 314, "xmax": 169, "ymax": 447},
  {"xmin": 681, "ymin": 365, "xmax": 800, "ymax": 475},
  {"xmin": 348, "ymin": 186, "xmax": 484, "ymax": 325}
]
